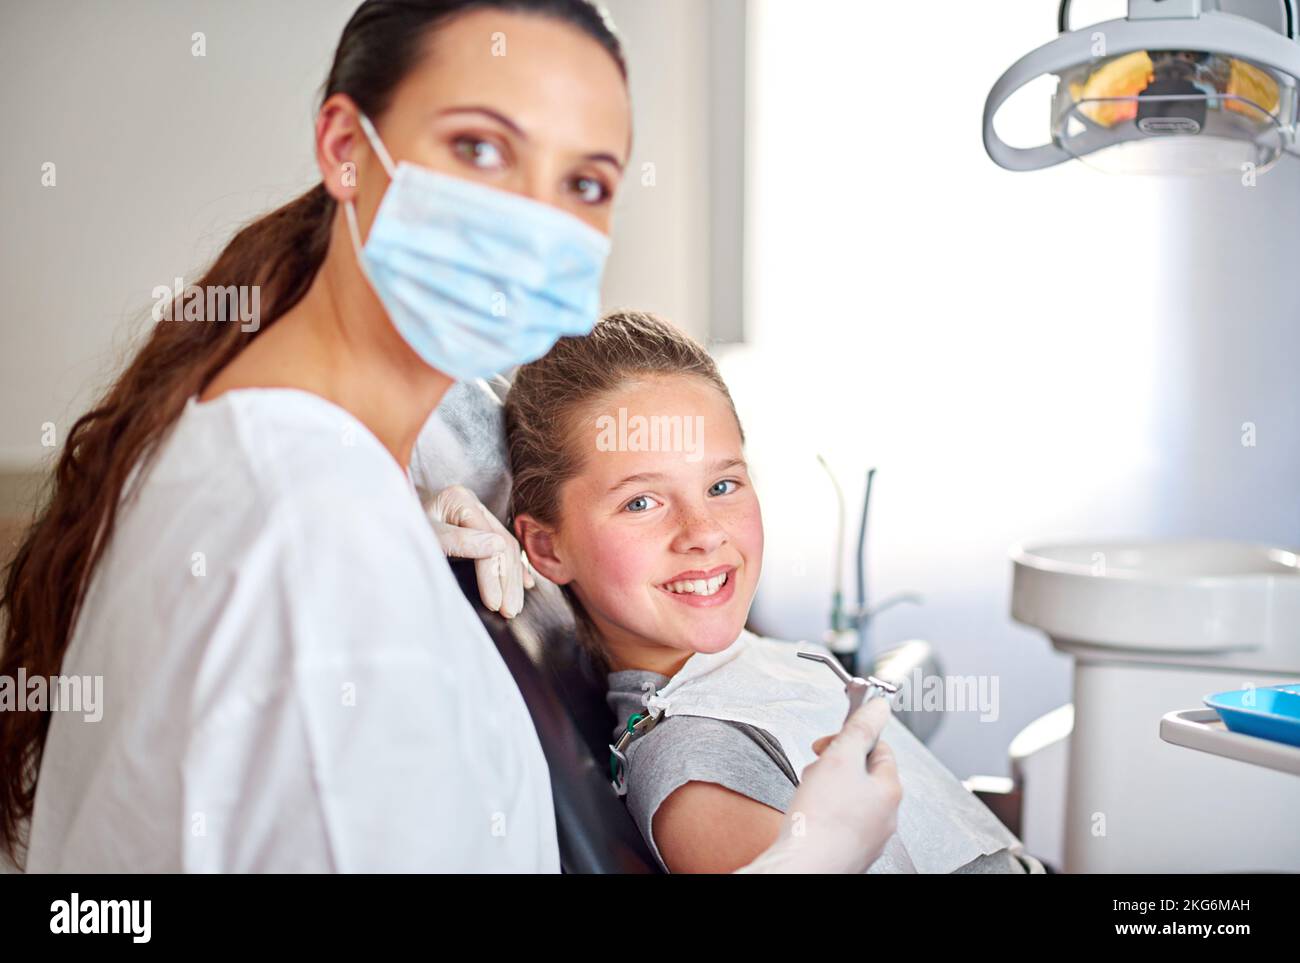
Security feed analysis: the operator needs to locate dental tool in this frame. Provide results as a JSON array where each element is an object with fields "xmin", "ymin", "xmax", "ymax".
[
  {"xmin": 798, "ymin": 650, "xmax": 899, "ymax": 756},
  {"xmin": 815, "ymin": 459, "xmax": 921, "ymax": 674}
]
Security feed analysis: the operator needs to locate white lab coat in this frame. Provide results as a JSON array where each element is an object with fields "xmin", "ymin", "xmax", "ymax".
[{"xmin": 25, "ymin": 388, "xmax": 559, "ymax": 872}]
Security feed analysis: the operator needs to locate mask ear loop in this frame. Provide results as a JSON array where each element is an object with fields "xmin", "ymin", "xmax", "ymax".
[
  {"xmin": 344, "ymin": 195, "xmax": 367, "ymax": 263},
  {"xmin": 344, "ymin": 111, "xmax": 398, "ymax": 260},
  {"xmin": 356, "ymin": 112, "xmax": 398, "ymax": 178}
]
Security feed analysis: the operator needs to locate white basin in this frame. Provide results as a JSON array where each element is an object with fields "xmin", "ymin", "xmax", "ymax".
[
  {"xmin": 1012, "ymin": 539, "xmax": 1300, "ymax": 670},
  {"xmin": 1009, "ymin": 538, "xmax": 1300, "ymax": 872}
]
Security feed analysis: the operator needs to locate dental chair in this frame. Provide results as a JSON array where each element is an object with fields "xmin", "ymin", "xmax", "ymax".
[{"xmin": 448, "ymin": 557, "xmax": 661, "ymax": 872}]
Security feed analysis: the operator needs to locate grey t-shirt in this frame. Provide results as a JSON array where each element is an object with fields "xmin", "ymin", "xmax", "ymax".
[{"xmin": 607, "ymin": 668, "xmax": 1032, "ymax": 874}]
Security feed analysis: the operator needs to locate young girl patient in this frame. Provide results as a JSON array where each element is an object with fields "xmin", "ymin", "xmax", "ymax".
[{"xmin": 505, "ymin": 310, "xmax": 1039, "ymax": 874}]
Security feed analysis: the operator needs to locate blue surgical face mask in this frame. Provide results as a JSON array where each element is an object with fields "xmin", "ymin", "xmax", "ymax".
[{"xmin": 344, "ymin": 113, "xmax": 611, "ymax": 382}]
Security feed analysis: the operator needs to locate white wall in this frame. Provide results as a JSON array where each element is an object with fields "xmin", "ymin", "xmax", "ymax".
[
  {"xmin": 0, "ymin": 0, "xmax": 358, "ymax": 469},
  {"xmin": 730, "ymin": 0, "xmax": 1300, "ymax": 779},
  {"xmin": 601, "ymin": 0, "xmax": 714, "ymax": 342}
]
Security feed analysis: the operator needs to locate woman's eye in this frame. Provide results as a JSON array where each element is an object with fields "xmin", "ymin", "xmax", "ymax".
[
  {"xmin": 624, "ymin": 494, "xmax": 660, "ymax": 513},
  {"xmin": 570, "ymin": 174, "xmax": 610, "ymax": 204},
  {"xmin": 709, "ymin": 479, "xmax": 739, "ymax": 497},
  {"xmin": 452, "ymin": 136, "xmax": 506, "ymax": 170}
]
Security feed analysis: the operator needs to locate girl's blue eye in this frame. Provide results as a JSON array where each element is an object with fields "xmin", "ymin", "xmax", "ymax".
[
  {"xmin": 625, "ymin": 495, "xmax": 654, "ymax": 513},
  {"xmin": 709, "ymin": 479, "xmax": 738, "ymax": 497},
  {"xmin": 453, "ymin": 136, "xmax": 506, "ymax": 170}
]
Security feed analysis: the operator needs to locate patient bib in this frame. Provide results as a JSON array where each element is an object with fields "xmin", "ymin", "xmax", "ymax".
[
  {"xmin": 645, "ymin": 631, "xmax": 848, "ymax": 781},
  {"xmin": 644, "ymin": 630, "xmax": 1022, "ymax": 874}
]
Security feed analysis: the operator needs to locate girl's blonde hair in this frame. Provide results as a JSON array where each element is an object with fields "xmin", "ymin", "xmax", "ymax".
[{"xmin": 505, "ymin": 309, "xmax": 745, "ymax": 669}]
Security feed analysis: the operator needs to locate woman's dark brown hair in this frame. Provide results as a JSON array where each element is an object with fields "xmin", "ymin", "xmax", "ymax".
[
  {"xmin": 0, "ymin": 0, "xmax": 625, "ymax": 867},
  {"xmin": 505, "ymin": 310, "xmax": 745, "ymax": 671}
]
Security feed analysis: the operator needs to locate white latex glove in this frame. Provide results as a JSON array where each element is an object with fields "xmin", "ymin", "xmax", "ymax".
[
  {"xmin": 734, "ymin": 697, "xmax": 901, "ymax": 873},
  {"xmin": 426, "ymin": 485, "xmax": 535, "ymax": 619}
]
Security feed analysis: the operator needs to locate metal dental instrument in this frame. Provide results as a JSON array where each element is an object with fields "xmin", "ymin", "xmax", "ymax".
[
  {"xmin": 798, "ymin": 650, "xmax": 899, "ymax": 757},
  {"xmin": 814, "ymin": 459, "xmax": 922, "ymax": 674}
]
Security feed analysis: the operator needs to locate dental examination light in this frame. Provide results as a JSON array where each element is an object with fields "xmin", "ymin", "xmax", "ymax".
[{"xmin": 984, "ymin": 0, "xmax": 1300, "ymax": 173}]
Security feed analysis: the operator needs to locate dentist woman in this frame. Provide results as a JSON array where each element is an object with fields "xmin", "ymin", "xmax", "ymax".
[{"xmin": 0, "ymin": 0, "xmax": 899, "ymax": 873}]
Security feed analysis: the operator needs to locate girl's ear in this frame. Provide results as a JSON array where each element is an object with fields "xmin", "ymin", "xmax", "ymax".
[{"xmin": 514, "ymin": 514, "xmax": 573, "ymax": 586}]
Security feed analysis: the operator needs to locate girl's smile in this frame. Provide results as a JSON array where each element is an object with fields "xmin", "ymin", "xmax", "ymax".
[{"xmin": 656, "ymin": 564, "xmax": 738, "ymax": 607}]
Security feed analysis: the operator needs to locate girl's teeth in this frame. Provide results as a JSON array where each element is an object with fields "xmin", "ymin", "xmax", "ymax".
[{"xmin": 664, "ymin": 572, "xmax": 729, "ymax": 596}]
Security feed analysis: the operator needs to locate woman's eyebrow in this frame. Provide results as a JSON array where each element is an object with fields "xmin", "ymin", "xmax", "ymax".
[
  {"xmin": 586, "ymin": 151, "xmax": 625, "ymax": 173},
  {"xmin": 436, "ymin": 106, "xmax": 625, "ymax": 172},
  {"xmin": 604, "ymin": 458, "xmax": 748, "ymax": 496},
  {"xmin": 436, "ymin": 105, "xmax": 526, "ymax": 137}
]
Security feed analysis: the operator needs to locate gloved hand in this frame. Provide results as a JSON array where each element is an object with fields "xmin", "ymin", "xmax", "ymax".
[
  {"xmin": 734, "ymin": 697, "xmax": 901, "ymax": 874},
  {"xmin": 426, "ymin": 485, "xmax": 535, "ymax": 619}
]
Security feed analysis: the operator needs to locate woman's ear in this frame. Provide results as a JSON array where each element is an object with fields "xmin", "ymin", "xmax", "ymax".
[
  {"xmin": 316, "ymin": 94, "xmax": 365, "ymax": 205},
  {"xmin": 514, "ymin": 514, "xmax": 573, "ymax": 586}
]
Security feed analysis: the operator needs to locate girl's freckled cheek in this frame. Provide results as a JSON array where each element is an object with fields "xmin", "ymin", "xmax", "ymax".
[
  {"xmin": 577, "ymin": 518, "xmax": 658, "ymax": 589},
  {"xmin": 746, "ymin": 508, "xmax": 764, "ymax": 560}
]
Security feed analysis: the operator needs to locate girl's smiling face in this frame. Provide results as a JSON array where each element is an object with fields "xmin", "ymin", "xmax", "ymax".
[{"xmin": 531, "ymin": 374, "xmax": 763, "ymax": 675}]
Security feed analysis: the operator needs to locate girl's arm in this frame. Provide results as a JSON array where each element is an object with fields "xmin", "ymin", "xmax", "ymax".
[{"xmin": 653, "ymin": 780, "xmax": 785, "ymax": 873}]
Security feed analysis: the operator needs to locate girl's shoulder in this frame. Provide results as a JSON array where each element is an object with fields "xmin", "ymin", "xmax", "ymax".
[{"xmin": 619, "ymin": 711, "xmax": 798, "ymax": 871}]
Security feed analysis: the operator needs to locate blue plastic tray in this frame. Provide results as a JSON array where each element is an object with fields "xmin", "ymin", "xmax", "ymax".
[{"xmin": 1205, "ymin": 683, "xmax": 1300, "ymax": 749}]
